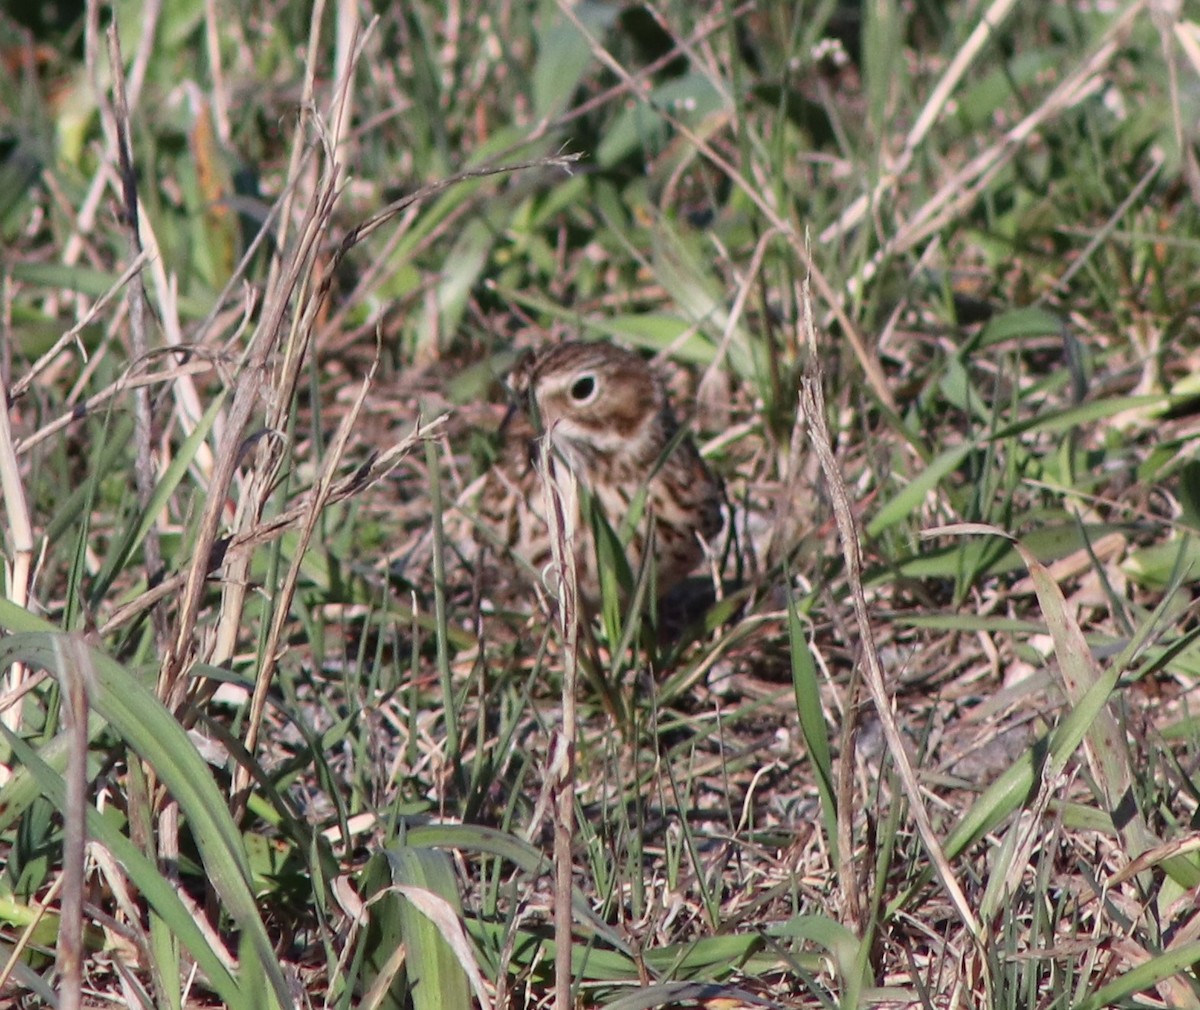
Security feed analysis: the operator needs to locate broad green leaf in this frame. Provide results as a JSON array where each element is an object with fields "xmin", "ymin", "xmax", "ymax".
[
  {"xmin": 977, "ymin": 306, "xmax": 1065, "ymax": 346},
  {"xmin": 533, "ymin": 4, "xmax": 618, "ymax": 120},
  {"xmin": 597, "ymin": 73, "xmax": 727, "ymax": 167},
  {"xmin": 0, "ymin": 725, "xmax": 240, "ymax": 1005},
  {"xmin": 361, "ymin": 846, "xmax": 476, "ymax": 1010},
  {"xmin": 0, "ymin": 634, "xmax": 290, "ymax": 1008}
]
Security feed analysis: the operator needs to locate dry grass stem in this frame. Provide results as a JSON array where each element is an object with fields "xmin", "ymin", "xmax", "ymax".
[
  {"xmin": 0, "ymin": 371, "xmax": 34, "ymax": 737},
  {"xmin": 105, "ymin": 24, "xmax": 164, "ymax": 648},
  {"xmin": 211, "ymin": 35, "xmax": 362, "ymax": 769},
  {"xmin": 233, "ymin": 349, "xmax": 383, "ymax": 804},
  {"xmin": 552, "ymin": 0, "xmax": 896, "ymax": 415},
  {"xmin": 537, "ymin": 432, "xmax": 581, "ymax": 1010},
  {"xmin": 885, "ymin": 0, "xmax": 1147, "ymax": 263},
  {"xmin": 10, "ymin": 249, "xmax": 150, "ymax": 401},
  {"xmin": 823, "ymin": 0, "xmax": 1023, "ymax": 242},
  {"xmin": 0, "ymin": 873, "xmax": 66, "ymax": 993},
  {"xmin": 162, "ymin": 142, "xmax": 341, "ymax": 710},
  {"xmin": 97, "ymin": 420, "xmax": 439, "ymax": 636},
  {"xmin": 800, "ymin": 343, "xmax": 982, "ymax": 943},
  {"xmin": 14, "ymin": 357, "xmax": 216, "ymax": 455}
]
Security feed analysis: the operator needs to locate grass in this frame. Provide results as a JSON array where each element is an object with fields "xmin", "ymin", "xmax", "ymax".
[{"xmin": 4, "ymin": 0, "xmax": 1200, "ymax": 1006}]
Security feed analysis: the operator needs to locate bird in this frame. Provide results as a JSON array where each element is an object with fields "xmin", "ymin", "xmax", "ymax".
[{"xmin": 472, "ymin": 340, "xmax": 725, "ymax": 606}]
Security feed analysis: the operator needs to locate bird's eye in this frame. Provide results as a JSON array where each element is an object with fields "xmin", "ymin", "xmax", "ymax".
[{"xmin": 570, "ymin": 374, "xmax": 597, "ymax": 403}]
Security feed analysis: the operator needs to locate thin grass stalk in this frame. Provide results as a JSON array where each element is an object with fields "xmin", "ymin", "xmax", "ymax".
[
  {"xmin": 537, "ymin": 433, "xmax": 580, "ymax": 1010},
  {"xmin": 425, "ymin": 438, "xmax": 460, "ymax": 773},
  {"xmin": 0, "ymin": 873, "xmax": 65, "ymax": 993},
  {"xmin": 269, "ymin": 0, "xmax": 329, "ymax": 290},
  {"xmin": 187, "ymin": 164, "xmax": 298, "ymax": 359},
  {"xmin": 106, "ymin": 24, "xmax": 166, "ymax": 649},
  {"xmin": 882, "ymin": 0, "xmax": 1147, "ymax": 264},
  {"xmin": 135, "ymin": 197, "xmax": 215, "ymax": 480},
  {"xmin": 208, "ymin": 214, "xmax": 333, "ymax": 700},
  {"xmin": 15, "ymin": 357, "xmax": 215, "ymax": 457},
  {"xmin": 333, "ymin": 0, "xmax": 360, "ymax": 196},
  {"xmin": 695, "ymin": 225, "xmax": 778, "ymax": 418},
  {"xmin": 10, "ymin": 250, "xmax": 149, "ymax": 401},
  {"xmin": 97, "ymin": 421, "xmax": 437, "ymax": 637},
  {"xmin": 835, "ymin": 653, "xmax": 863, "ymax": 933},
  {"xmin": 153, "ymin": 150, "xmax": 340, "ymax": 888},
  {"xmin": 798, "ymin": 300, "xmax": 983, "ymax": 947},
  {"xmin": 515, "ymin": 1, "xmax": 755, "ymax": 157},
  {"xmin": 212, "ymin": 17, "xmax": 368, "ymax": 709},
  {"xmin": 0, "ymin": 380, "xmax": 33, "ymax": 737},
  {"xmin": 59, "ymin": 163, "xmax": 113, "ymax": 275},
  {"xmin": 1041, "ymin": 155, "xmax": 1164, "ymax": 301},
  {"xmin": 336, "ymin": 154, "xmax": 582, "ymax": 252},
  {"xmin": 214, "ymin": 251, "xmax": 318, "ymax": 721},
  {"xmin": 1158, "ymin": 6, "xmax": 1200, "ymax": 201},
  {"xmin": 233, "ymin": 352, "xmax": 382, "ymax": 809},
  {"xmin": 822, "ymin": 0, "xmax": 1023, "ymax": 242},
  {"xmin": 162, "ymin": 135, "xmax": 337, "ymax": 707},
  {"xmin": 201, "ymin": 0, "xmax": 232, "ymax": 146}
]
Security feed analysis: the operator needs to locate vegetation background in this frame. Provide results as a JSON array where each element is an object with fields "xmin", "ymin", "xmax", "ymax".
[{"xmin": 2, "ymin": 0, "xmax": 1200, "ymax": 1006}]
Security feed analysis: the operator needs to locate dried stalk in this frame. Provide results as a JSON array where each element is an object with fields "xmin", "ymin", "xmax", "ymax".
[
  {"xmin": 231, "ymin": 352, "xmax": 384, "ymax": 809},
  {"xmin": 798, "ymin": 302, "xmax": 982, "ymax": 945},
  {"xmin": 106, "ymin": 24, "xmax": 166, "ymax": 648},
  {"xmin": 0, "ymin": 373, "xmax": 33, "ymax": 737},
  {"xmin": 537, "ymin": 434, "xmax": 581, "ymax": 1010}
]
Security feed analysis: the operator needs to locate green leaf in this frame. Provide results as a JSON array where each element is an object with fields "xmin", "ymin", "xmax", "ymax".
[
  {"xmin": 787, "ymin": 582, "xmax": 837, "ymax": 861},
  {"xmin": 976, "ymin": 306, "xmax": 1065, "ymax": 346},
  {"xmin": 597, "ymin": 73, "xmax": 727, "ymax": 167},
  {"xmin": 361, "ymin": 846, "xmax": 478, "ymax": 1010},
  {"xmin": 867, "ymin": 442, "xmax": 974, "ymax": 536},
  {"xmin": 0, "ymin": 634, "xmax": 290, "ymax": 1008},
  {"xmin": 533, "ymin": 4, "xmax": 618, "ymax": 120},
  {"xmin": 1075, "ymin": 940, "xmax": 1200, "ymax": 1010},
  {"xmin": 0, "ymin": 724, "xmax": 240, "ymax": 1005},
  {"xmin": 7, "ymin": 262, "xmax": 212, "ymax": 318},
  {"xmin": 1124, "ymin": 535, "xmax": 1200, "ymax": 590}
]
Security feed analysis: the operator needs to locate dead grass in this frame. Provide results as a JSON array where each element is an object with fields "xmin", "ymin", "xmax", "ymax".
[{"xmin": 4, "ymin": 1, "xmax": 1200, "ymax": 1008}]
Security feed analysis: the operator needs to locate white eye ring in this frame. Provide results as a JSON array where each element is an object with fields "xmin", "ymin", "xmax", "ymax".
[{"xmin": 569, "ymin": 372, "xmax": 599, "ymax": 404}]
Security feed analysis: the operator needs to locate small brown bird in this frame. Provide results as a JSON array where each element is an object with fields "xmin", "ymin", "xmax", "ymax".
[{"xmin": 478, "ymin": 340, "xmax": 724, "ymax": 603}]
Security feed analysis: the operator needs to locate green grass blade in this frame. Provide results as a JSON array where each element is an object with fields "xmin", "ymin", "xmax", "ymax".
[{"xmin": 0, "ymin": 633, "xmax": 289, "ymax": 1007}]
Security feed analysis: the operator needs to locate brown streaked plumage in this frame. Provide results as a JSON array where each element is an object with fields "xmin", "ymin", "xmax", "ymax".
[{"xmin": 479, "ymin": 340, "xmax": 724, "ymax": 601}]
